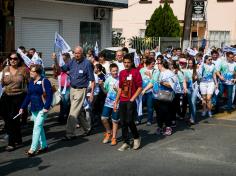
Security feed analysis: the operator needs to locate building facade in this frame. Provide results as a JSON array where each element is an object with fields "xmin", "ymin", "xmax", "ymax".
[
  {"xmin": 113, "ymin": 0, "xmax": 236, "ymax": 47},
  {"xmin": 0, "ymin": 0, "xmax": 128, "ymax": 67}
]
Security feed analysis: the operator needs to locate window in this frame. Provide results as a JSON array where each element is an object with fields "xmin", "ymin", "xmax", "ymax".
[
  {"xmin": 80, "ymin": 22, "xmax": 101, "ymax": 51},
  {"xmin": 209, "ymin": 31, "xmax": 230, "ymax": 48},
  {"xmin": 159, "ymin": 0, "xmax": 173, "ymax": 3},
  {"xmin": 139, "ymin": 29, "xmax": 146, "ymax": 37},
  {"xmin": 217, "ymin": 0, "xmax": 233, "ymax": 2},
  {"xmin": 139, "ymin": 0, "xmax": 152, "ymax": 4}
]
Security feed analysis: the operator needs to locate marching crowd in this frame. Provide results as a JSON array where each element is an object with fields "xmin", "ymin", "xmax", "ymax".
[{"xmin": 0, "ymin": 44, "xmax": 236, "ymax": 156}]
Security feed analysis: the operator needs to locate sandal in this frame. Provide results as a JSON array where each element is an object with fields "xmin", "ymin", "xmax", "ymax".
[
  {"xmin": 37, "ymin": 147, "xmax": 48, "ymax": 154},
  {"xmin": 25, "ymin": 150, "xmax": 36, "ymax": 157}
]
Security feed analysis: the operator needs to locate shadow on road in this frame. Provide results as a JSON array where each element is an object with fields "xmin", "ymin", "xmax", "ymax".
[{"xmin": 0, "ymin": 157, "xmax": 44, "ymax": 175}]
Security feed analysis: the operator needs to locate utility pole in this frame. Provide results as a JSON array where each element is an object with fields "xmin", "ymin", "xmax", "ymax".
[{"xmin": 182, "ymin": 0, "xmax": 193, "ymax": 52}]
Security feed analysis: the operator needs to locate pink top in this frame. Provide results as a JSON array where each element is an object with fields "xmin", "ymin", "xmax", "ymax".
[{"xmin": 60, "ymin": 72, "xmax": 70, "ymax": 87}]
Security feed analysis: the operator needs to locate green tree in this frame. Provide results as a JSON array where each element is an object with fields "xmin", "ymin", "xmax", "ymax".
[{"xmin": 145, "ymin": 0, "xmax": 180, "ymax": 37}]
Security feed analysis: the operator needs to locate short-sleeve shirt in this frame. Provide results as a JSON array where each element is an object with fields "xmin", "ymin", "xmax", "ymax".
[
  {"xmin": 101, "ymin": 61, "xmax": 111, "ymax": 74},
  {"xmin": 104, "ymin": 76, "xmax": 119, "ymax": 108},
  {"xmin": 177, "ymin": 69, "xmax": 186, "ymax": 91},
  {"xmin": 151, "ymin": 69, "xmax": 160, "ymax": 99},
  {"xmin": 151, "ymin": 69, "xmax": 175, "ymax": 98},
  {"xmin": 140, "ymin": 67, "xmax": 154, "ymax": 93},
  {"xmin": 2, "ymin": 66, "xmax": 29, "ymax": 95},
  {"xmin": 184, "ymin": 69, "xmax": 194, "ymax": 89},
  {"xmin": 218, "ymin": 60, "xmax": 236, "ymax": 85},
  {"xmin": 113, "ymin": 61, "xmax": 125, "ymax": 72},
  {"xmin": 62, "ymin": 58, "xmax": 95, "ymax": 88},
  {"xmin": 158, "ymin": 70, "xmax": 176, "ymax": 92},
  {"xmin": 119, "ymin": 68, "xmax": 142, "ymax": 102},
  {"xmin": 199, "ymin": 64, "xmax": 216, "ymax": 83},
  {"xmin": 212, "ymin": 59, "xmax": 222, "ymax": 71}
]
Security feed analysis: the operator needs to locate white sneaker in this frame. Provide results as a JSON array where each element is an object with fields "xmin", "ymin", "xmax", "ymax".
[
  {"xmin": 201, "ymin": 111, "xmax": 206, "ymax": 117},
  {"xmin": 208, "ymin": 111, "xmax": 212, "ymax": 117},
  {"xmin": 133, "ymin": 137, "xmax": 141, "ymax": 150},
  {"xmin": 118, "ymin": 143, "xmax": 130, "ymax": 151},
  {"xmin": 4, "ymin": 134, "xmax": 9, "ymax": 141}
]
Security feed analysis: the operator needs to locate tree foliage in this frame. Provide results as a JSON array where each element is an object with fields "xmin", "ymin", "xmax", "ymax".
[{"xmin": 145, "ymin": 0, "xmax": 181, "ymax": 37}]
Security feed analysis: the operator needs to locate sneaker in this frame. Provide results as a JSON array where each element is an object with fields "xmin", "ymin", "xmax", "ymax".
[
  {"xmin": 4, "ymin": 134, "xmax": 9, "ymax": 141},
  {"xmin": 135, "ymin": 121, "xmax": 141, "ymax": 125},
  {"xmin": 201, "ymin": 111, "xmax": 207, "ymax": 117},
  {"xmin": 156, "ymin": 127, "xmax": 163, "ymax": 135},
  {"xmin": 102, "ymin": 132, "xmax": 111, "ymax": 144},
  {"xmin": 118, "ymin": 143, "xmax": 130, "ymax": 151},
  {"xmin": 164, "ymin": 127, "xmax": 172, "ymax": 136},
  {"xmin": 5, "ymin": 145, "xmax": 15, "ymax": 152},
  {"xmin": 189, "ymin": 118, "xmax": 195, "ymax": 125},
  {"xmin": 146, "ymin": 122, "xmax": 152, "ymax": 126},
  {"xmin": 208, "ymin": 111, "xmax": 212, "ymax": 117},
  {"xmin": 111, "ymin": 138, "xmax": 117, "ymax": 146},
  {"xmin": 133, "ymin": 137, "xmax": 141, "ymax": 150},
  {"xmin": 171, "ymin": 121, "xmax": 177, "ymax": 128}
]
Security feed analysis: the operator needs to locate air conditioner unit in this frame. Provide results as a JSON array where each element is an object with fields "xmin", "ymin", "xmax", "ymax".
[{"xmin": 94, "ymin": 8, "xmax": 109, "ymax": 20}]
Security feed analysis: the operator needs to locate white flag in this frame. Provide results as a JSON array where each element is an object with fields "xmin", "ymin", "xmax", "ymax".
[
  {"xmin": 58, "ymin": 52, "xmax": 65, "ymax": 67},
  {"xmin": 187, "ymin": 47, "xmax": 197, "ymax": 56},
  {"xmin": 17, "ymin": 48, "xmax": 32, "ymax": 68},
  {"xmin": 54, "ymin": 32, "xmax": 71, "ymax": 53},
  {"xmin": 136, "ymin": 95, "xmax": 143, "ymax": 116},
  {"xmin": 0, "ymin": 83, "xmax": 3, "ymax": 98},
  {"xmin": 31, "ymin": 52, "xmax": 43, "ymax": 66},
  {"xmin": 94, "ymin": 41, "xmax": 99, "ymax": 57},
  {"xmin": 134, "ymin": 52, "xmax": 140, "ymax": 67}
]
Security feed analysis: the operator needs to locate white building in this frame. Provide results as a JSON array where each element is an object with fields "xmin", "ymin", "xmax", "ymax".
[
  {"xmin": 14, "ymin": 0, "xmax": 128, "ymax": 67},
  {"xmin": 113, "ymin": 0, "xmax": 236, "ymax": 48}
]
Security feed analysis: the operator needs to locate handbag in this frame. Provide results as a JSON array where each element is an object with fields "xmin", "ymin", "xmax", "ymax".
[
  {"xmin": 156, "ymin": 72, "xmax": 175, "ymax": 102},
  {"xmin": 156, "ymin": 90, "xmax": 175, "ymax": 102},
  {"xmin": 42, "ymin": 79, "xmax": 61, "ymax": 107}
]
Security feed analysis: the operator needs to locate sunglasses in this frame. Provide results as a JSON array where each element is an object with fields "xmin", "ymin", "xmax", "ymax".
[{"xmin": 9, "ymin": 57, "xmax": 18, "ymax": 61}]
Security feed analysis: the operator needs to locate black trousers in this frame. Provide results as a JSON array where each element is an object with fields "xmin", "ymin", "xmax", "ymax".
[
  {"xmin": 174, "ymin": 93, "xmax": 188, "ymax": 119},
  {"xmin": 119, "ymin": 101, "xmax": 139, "ymax": 144},
  {"xmin": 153, "ymin": 99, "xmax": 172, "ymax": 128},
  {"xmin": 1, "ymin": 93, "xmax": 25, "ymax": 146}
]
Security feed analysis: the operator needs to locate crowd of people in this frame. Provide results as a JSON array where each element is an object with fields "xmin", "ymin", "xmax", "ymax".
[{"xmin": 0, "ymin": 44, "xmax": 236, "ymax": 155}]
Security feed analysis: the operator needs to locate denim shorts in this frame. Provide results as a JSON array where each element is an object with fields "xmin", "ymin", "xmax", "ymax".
[{"xmin": 101, "ymin": 106, "xmax": 119, "ymax": 122}]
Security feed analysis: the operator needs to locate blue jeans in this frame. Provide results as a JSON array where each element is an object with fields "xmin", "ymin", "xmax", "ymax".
[
  {"xmin": 137, "ymin": 92, "xmax": 153, "ymax": 123},
  {"xmin": 31, "ymin": 110, "xmax": 47, "ymax": 151},
  {"xmin": 59, "ymin": 88, "xmax": 70, "ymax": 121},
  {"xmin": 187, "ymin": 89, "xmax": 197, "ymax": 122},
  {"xmin": 219, "ymin": 84, "xmax": 234, "ymax": 110},
  {"xmin": 101, "ymin": 106, "xmax": 119, "ymax": 122}
]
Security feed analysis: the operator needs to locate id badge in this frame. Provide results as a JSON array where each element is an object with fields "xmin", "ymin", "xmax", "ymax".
[
  {"xmin": 79, "ymin": 70, "xmax": 83, "ymax": 74},
  {"xmin": 127, "ymin": 74, "xmax": 132, "ymax": 80}
]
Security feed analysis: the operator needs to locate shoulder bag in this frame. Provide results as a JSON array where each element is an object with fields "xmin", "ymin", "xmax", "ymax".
[{"xmin": 156, "ymin": 72, "xmax": 175, "ymax": 102}]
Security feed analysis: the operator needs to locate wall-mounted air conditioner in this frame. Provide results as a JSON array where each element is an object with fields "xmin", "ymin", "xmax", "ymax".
[{"xmin": 94, "ymin": 8, "xmax": 109, "ymax": 20}]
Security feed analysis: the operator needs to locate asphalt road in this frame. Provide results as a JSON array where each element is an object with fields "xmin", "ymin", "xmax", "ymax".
[{"xmin": 1, "ymin": 109, "xmax": 236, "ymax": 176}]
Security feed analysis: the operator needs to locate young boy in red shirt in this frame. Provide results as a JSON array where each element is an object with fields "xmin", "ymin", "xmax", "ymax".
[{"xmin": 114, "ymin": 54, "xmax": 142, "ymax": 151}]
